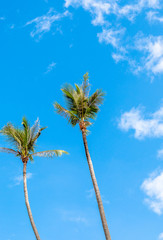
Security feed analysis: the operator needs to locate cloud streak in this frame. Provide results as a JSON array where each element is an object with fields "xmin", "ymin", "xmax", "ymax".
[
  {"xmin": 60, "ymin": 209, "xmax": 88, "ymax": 224},
  {"xmin": 147, "ymin": 11, "xmax": 163, "ymax": 23},
  {"xmin": 45, "ymin": 62, "xmax": 56, "ymax": 74},
  {"xmin": 25, "ymin": 8, "xmax": 70, "ymax": 38},
  {"xmin": 158, "ymin": 149, "xmax": 163, "ymax": 159},
  {"xmin": 14, "ymin": 173, "xmax": 32, "ymax": 186}
]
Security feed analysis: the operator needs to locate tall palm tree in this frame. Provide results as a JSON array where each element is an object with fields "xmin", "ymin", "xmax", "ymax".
[
  {"xmin": 54, "ymin": 73, "xmax": 111, "ymax": 240},
  {"xmin": 0, "ymin": 117, "xmax": 67, "ymax": 240}
]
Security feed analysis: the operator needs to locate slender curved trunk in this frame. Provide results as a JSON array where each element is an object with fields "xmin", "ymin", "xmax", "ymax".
[
  {"xmin": 81, "ymin": 129, "xmax": 111, "ymax": 240},
  {"xmin": 23, "ymin": 162, "xmax": 41, "ymax": 240}
]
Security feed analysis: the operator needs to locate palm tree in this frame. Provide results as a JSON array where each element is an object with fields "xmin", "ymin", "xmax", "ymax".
[
  {"xmin": 0, "ymin": 117, "xmax": 67, "ymax": 240},
  {"xmin": 54, "ymin": 73, "xmax": 111, "ymax": 240}
]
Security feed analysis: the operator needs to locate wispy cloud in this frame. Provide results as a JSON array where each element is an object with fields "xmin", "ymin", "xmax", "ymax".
[
  {"xmin": 65, "ymin": 0, "xmax": 161, "ymax": 24},
  {"xmin": 158, "ymin": 148, "xmax": 163, "ymax": 159},
  {"xmin": 10, "ymin": 24, "xmax": 15, "ymax": 29},
  {"xmin": 141, "ymin": 170, "xmax": 163, "ymax": 215},
  {"xmin": 102, "ymin": 196, "xmax": 110, "ymax": 204},
  {"xmin": 25, "ymin": 8, "xmax": 70, "ymax": 38},
  {"xmin": 65, "ymin": 0, "xmax": 113, "ymax": 26},
  {"xmin": 65, "ymin": 0, "xmax": 163, "ymax": 77},
  {"xmin": 116, "ymin": 0, "xmax": 161, "ymax": 21},
  {"xmin": 98, "ymin": 27, "xmax": 126, "ymax": 49},
  {"xmin": 134, "ymin": 34, "xmax": 163, "ymax": 74},
  {"xmin": 147, "ymin": 11, "xmax": 163, "ymax": 23},
  {"xmin": 112, "ymin": 52, "xmax": 127, "ymax": 63},
  {"xmin": 86, "ymin": 188, "xmax": 94, "ymax": 198},
  {"xmin": 119, "ymin": 105, "xmax": 163, "ymax": 213},
  {"xmin": 118, "ymin": 106, "xmax": 163, "ymax": 139},
  {"xmin": 45, "ymin": 62, "xmax": 56, "ymax": 74},
  {"xmin": 159, "ymin": 232, "xmax": 163, "ymax": 239},
  {"xmin": 67, "ymin": 216, "xmax": 87, "ymax": 223},
  {"xmin": 0, "ymin": 17, "xmax": 5, "ymax": 21},
  {"xmin": 86, "ymin": 188, "xmax": 109, "ymax": 204},
  {"xmin": 60, "ymin": 209, "xmax": 88, "ymax": 224},
  {"xmin": 13, "ymin": 173, "xmax": 32, "ymax": 186}
]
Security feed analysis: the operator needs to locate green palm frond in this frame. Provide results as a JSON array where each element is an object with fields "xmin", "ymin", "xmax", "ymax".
[
  {"xmin": 69, "ymin": 114, "xmax": 79, "ymax": 126},
  {"xmin": 75, "ymin": 84, "xmax": 81, "ymax": 94},
  {"xmin": 32, "ymin": 150, "xmax": 68, "ymax": 158},
  {"xmin": 85, "ymin": 90, "xmax": 105, "ymax": 120},
  {"xmin": 54, "ymin": 102, "xmax": 72, "ymax": 120},
  {"xmin": 27, "ymin": 118, "xmax": 47, "ymax": 151},
  {"xmin": 54, "ymin": 102, "xmax": 79, "ymax": 126},
  {"xmin": 82, "ymin": 72, "xmax": 90, "ymax": 97},
  {"xmin": 29, "ymin": 118, "xmax": 40, "ymax": 142},
  {"xmin": 61, "ymin": 85, "xmax": 79, "ymax": 112},
  {"xmin": 0, "ymin": 147, "xmax": 19, "ymax": 156},
  {"xmin": 0, "ymin": 118, "xmax": 68, "ymax": 161},
  {"xmin": 28, "ymin": 154, "xmax": 34, "ymax": 162},
  {"xmin": 30, "ymin": 126, "xmax": 47, "ymax": 146},
  {"xmin": 0, "ymin": 123, "xmax": 23, "ymax": 149},
  {"xmin": 22, "ymin": 117, "xmax": 30, "ymax": 130},
  {"xmin": 22, "ymin": 116, "xmax": 30, "ymax": 148},
  {"xmin": 88, "ymin": 89, "xmax": 105, "ymax": 107},
  {"xmin": 54, "ymin": 72, "xmax": 105, "ymax": 130}
]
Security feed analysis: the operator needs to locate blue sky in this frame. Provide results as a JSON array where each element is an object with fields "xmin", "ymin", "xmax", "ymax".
[{"xmin": 0, "ymin": 0, "xmax": 163, "ymax": 239}]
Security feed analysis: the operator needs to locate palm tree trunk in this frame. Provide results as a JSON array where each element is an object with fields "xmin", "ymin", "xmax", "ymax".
[
  {"xmin": 23, "ymin": 162, "xmax": 41, "ymax": 240},
  {"xmin": 81, "ymin": 129, "xmax": 111, "ymax": 240}
]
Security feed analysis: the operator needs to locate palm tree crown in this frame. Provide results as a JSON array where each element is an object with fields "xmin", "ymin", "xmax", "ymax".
[
  {"xmin": 54, "ymin": 72, "xmax": 105, "ymax": 131},
  {"xmin": 0, "ymin": 117, "xmax": 67, "ymax": 162}
]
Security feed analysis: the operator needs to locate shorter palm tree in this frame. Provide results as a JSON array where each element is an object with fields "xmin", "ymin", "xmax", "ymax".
[
  {"xmin": 0, "ymin": 117, "xmax": 67, "ymax": 240},
  {"xmin": 54, "ymin": 73, "xmax": 111, "ymax": 240}
]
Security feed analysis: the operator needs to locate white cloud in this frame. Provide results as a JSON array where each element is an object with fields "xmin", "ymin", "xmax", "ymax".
[
  {"xmin": 65, "ymin": 0, "xmax": 113, "ymax": 26},
  {"xmin": 65, "ymin": 0, "xmax": 161, "ymax": 24},
  {"xmin": 117, "ymin": 0, "xmax": 161, "ymax": 21},
  {"xmin": 158, "ymin": 149, "xmax": 163, "ymax": 159},
  {"xmin": 135, "ymin": 35, "xmax": 163, "ymax": 74},
  {"xmin": 153, "ymin": 59, "xmax": 163, "ymax": 73},
  {"xmin": 64, "ymin": 0, "xmax": 163, "ymax": 76},
  {"xmin": 119, "ymin": 106, "xmax": 163, "ymax": 139},
  {"xmin": 60, "ymin": 209, "xmax": 88, "ymax": 224},
  {"xmin": 159, "ymin": 233, "xmax": 163, "ymax": 239},
  {"xmin": 119, "ymin": 106, "xmax": 163, "ymax": 214},
  {"xmin": 97, "ymin": 27, "xmax": 126, "ymax": 48},
  {"xmin": 25, "ymin": 8, "xmax": 70, "ymax": 38},
  {"xmin": 147, "ymin": 11, "xmax": 163, "ymax": 23},
  {"xmin": 141, "ymin": 170, "xmax": 163, "ymax": 215},
  {"xmin": 143, "ymin": 0, "xmax": 161, "ymax": 8},
  {"xmin": 116, "ymin": 1, "xmax": 144, "ymax": 21},
  {"xmin": 86, "ymin": 188, "xmax": 94, "ymax": 198},
  {"xmin": 14, "ymin": 173, "xmax": 32, "ymax": 186},
  {"xmin": 112, "ymin": 52, "xmax": 127, "ymax": 63},
  {"xmin": 45, "ymin": 62, "xmax": 56, "ymax": 74},
  {"xmin": 86, "ymin": 188, "xmax": 109, "ymax": 204}
]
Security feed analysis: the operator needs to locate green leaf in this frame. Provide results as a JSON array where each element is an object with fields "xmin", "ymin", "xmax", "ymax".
[{"xmin": 0, "ymin": 147, "xmax": 19, "ymax": 155}]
